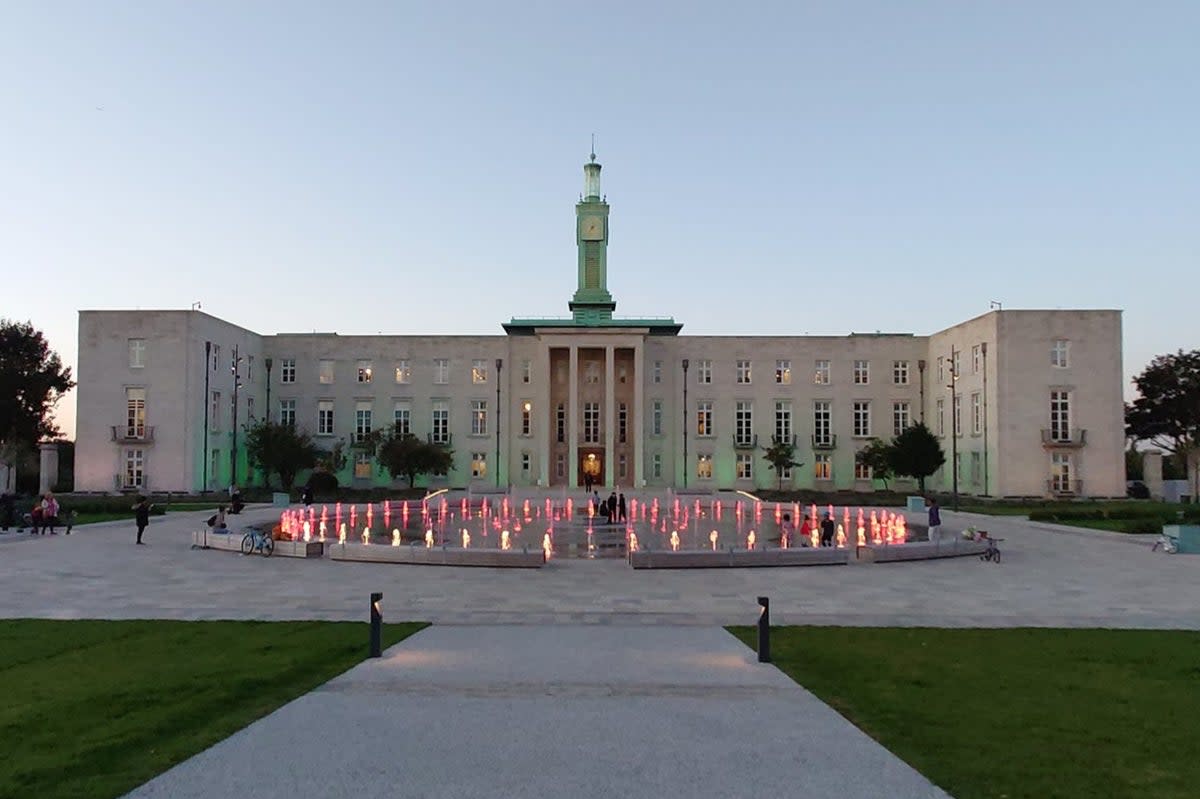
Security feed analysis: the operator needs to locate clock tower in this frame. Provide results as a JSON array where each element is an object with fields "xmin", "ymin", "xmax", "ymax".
[{"xmin": 569, "ymin": 151, "xmax": 616, "ymax": 323}]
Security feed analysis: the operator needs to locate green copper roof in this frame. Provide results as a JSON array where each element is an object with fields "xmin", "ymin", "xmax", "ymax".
[{"xmin": 503, "ymin": 316, "xmax": 682, "ymax": 336}]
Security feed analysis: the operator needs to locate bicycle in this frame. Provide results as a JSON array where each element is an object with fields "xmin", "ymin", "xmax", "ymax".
[
  {"xmin": 980, "ymin": 535, "xmax": 1004, "ymax": 564},
  {"xmin": 241, "ymin": 527, "xmax": 275, "ymax": 557}
]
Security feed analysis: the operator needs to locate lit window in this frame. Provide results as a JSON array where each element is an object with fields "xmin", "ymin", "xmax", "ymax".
[
  {"xmin": 736, "ymin": 453, "xmax": 753, "ymax": 480},
  {"xmin": 319, "ymin": 360, "xmax": 334, "ymax": 384},
  {"xmin": 472, "ymin": 359, "xmax": 488, "ymax": 384},
  {"xmin": 354, "ymin": 452, "xmax": 372, "ymax": 479},
  {"xmin": 697, "ymin": 454, "xmax": 713, "ymax": 480},
  {"xmin": 521, "ymin": 401, "xmax": 532, "ymax": 436},
  {"xmin": 814, "ymin": 453, "xmax": 831, "ymax": 481},
  {"xmin": 696, "ymin": 401, "xmax": 713, "ymax": 437},
  {"xmin": 356, "ymin": 361, "xmax": 373, "ymax": 383},
  {"xmin": 125, "ymin": 388, "xmax": 146, "ymax": 438},
  {"xmin": 394, "ymin": 360, "xmax": 411, "ymax": 384},
  {"xmin": 775, "ymin": 360, "xmax": 791, "ymax": 385},
  {"xmin": 471, "ymin": 453, "xmax": 487, "ymax": 478},
  {"xmin": 814, "ymin": 360, "xmax": 831, "ymax": 385}
]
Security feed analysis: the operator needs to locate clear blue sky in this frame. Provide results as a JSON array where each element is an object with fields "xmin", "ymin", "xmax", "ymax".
[{"xmin": 3, "ymin": 1, "xmax": 1197, "ymax": 438}]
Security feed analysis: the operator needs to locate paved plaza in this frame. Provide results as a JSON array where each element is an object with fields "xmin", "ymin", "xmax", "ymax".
[{"xmin": 2, "ymin": 501, "xmax": 1198, "ymax": 628}]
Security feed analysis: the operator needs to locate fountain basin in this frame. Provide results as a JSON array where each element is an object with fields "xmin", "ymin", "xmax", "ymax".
[
  {"xmin": 329, "ymin": 542, "xmax": 544, "ymax": 568},
  {"xmin": 629, "ymin": 547, "xmax": 849, "ymax": 569},
  {"xmin": 859, "ymin": 538, "xmax": 989, "ymax": 563},
  {"xmin": 190, "ymin": 529, "xmax": 325, "ymax": 558}
]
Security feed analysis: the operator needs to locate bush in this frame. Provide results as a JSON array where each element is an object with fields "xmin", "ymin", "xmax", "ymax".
[
  {"xmin": 1125, "ymin": 519, "xmax": 1164, "ymax": 535},
  {"xmin": 306, "ymin": 471, "xmax": 338, "ymax": 497}
]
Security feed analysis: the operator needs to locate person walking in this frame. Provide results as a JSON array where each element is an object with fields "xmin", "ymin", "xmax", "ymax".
[
  {"xmin": 798, "ymin": 514, "xmax": 814, "ymax": 547},
  {"xmin": 927, "ymin": 497, "xmax": 942, "ymax": 543},
  {"xmin": 606, "ymin": 492, "xmax": 618, "ymax": 524},
  {"xmin": 617, "ymin": 492, "xmax": 627, "ymax": 523},
  {"xmin": 41, "ymin": 493, "xmax": 61, "ymax": 534},
  {"xmin": 820, "ymin": 512, "xmax": 836, "ymax": 547},
  {"xmin": 132, "ymin": 496, "xmax": 151, "ymax": 545}
]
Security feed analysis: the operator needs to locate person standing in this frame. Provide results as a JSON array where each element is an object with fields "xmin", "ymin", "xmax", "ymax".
[
  {"xmin": 301, "ymin": 484, "xmax": 314, "ymax": 507},
  {"xmin": 132, "ymin": 496, "xmax": 151, "ymax": 545},
  {"xmin": 617, "ymin": 492, "xmax": 627, "ymax": 523},
  {"xmin": 779, "ymin": 512, "xmax": 795, "ymax": 548},
  {"xmin": 606, "ymin": 492, "xmax": 618, "ymax": 524},
  {"xmin": 0, "ymin": 492, "xmax": 13, "ymax": 533},
  {"xmin": 798, "ymin": 514, "xmax": 814, "ymax": 547},
  {"xmin": 41, "ymin": 493, "xmax": 61, "ymax": 534},
  {"xmin": 820, "ymin": 512, "xmax": 836, "ymax": 547},
  {"xmin": 927, "ymin": 497, "xmax": 942, "ymax": 542}
]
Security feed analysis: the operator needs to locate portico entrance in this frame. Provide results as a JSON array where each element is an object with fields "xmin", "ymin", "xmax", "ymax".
[{"xmin": 578, "ymin": 448, "xmax": 604, "ymax": 487}]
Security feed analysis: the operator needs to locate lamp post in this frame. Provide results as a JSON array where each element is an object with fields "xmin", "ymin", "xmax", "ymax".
[
  {"xmin": 495, "ymin": 357, "xmax": 503, "ymax": 488},
  {"xmin": 947, "ymin": 347, "xmax": 959, "ymax": 512},
  {"xmin": 202, "ymin": 341, "xmax": 211, "ymax": 494},
  {"xmin": 230, "ymin": 345, "xmax": 243, "ymax": 489},
  {"xmin": 681, "ymin": 358, "xmax": 690, "ymax": 489},
  {"xmin": 264, "ymin": 357, "xmax": 273, "ymax": 423}
]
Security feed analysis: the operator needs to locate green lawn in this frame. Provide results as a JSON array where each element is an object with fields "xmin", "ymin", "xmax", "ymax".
[
  {"xmin": 728, "ymin": 626, "xmax": 1200, "ymax": 799},
  {"xmin": 0, "ymin": 619, "xmax": 426, "ymax": 799}
]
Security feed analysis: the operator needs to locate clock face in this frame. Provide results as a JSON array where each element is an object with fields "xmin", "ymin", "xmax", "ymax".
[{"xmin": 580, "ymin": 216, "xmax": 604, "ymax": 240}]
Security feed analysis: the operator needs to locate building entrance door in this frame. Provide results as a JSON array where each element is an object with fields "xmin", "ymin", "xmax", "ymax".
[{"xmin": 578, "ymin": 449, "xmax": 604, "ymax": 487}]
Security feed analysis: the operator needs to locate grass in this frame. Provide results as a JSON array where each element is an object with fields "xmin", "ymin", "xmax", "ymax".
[
  {"xmin": 728, "ymin": 626, "xmax": 1200, "ymax": 799},
  {"xmin": 0, "ymin": 619, "xmax": 426, "ymax": 799}
]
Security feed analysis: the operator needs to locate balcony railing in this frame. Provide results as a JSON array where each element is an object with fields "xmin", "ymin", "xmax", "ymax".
[
  {"xmin": 770, "ymin": 434, "xmax": 797, "ymax": 447},
  {"xmin": 1041, "ymin": 429, "xmax": 1087, "ymax": 447},
  {"xmin": 427, "ymin": 433, "xmax": 453, "ymax": 447},
  {"xmin": 1047, "ymin": 479, "xmax": 1083, "ymax": 496},
  {"xmin": 111, "ymin": 426, "xmax": 155, "ymax": 444},
  {"xmin": 733, "ymin": 433, "xmax": 758, "ymax": 450},
  {"xmin": 811, "ymin": 434, "xmax": 837, "ymax": 450}
]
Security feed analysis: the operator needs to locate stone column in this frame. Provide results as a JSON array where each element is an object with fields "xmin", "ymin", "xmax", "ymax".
[
  {"xmin": 39, "ymin": 441, "xmax": 59, "ymax": 495},
  {"xmin": 1142, "ymin": 450, "xmax": 1164, "ymax": 501},
  {"xmin": 633, "ymin": 341, "xmax": 645, "ymax": 488},
  {"xmin": 604, "ymin": 344, "xmax": 615, "ymax": 487},
  {"xmin": 568, "ymin": 344, "xmax": 579, "ymax": 488},
  {"xmin": 537, "ymin": 341, "xmax": 551, "ymax": 487}
]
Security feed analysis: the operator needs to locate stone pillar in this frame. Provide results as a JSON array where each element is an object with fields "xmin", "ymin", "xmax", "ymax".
[
  {"xmin": 39, "ymin": 442, "xmax": 59, "ymax": 495},
  {"xmin": 537, "ymin": 341, "xmax": 551, "ymax": 487},
  {"xmin": 0, "ymin": 459, "xmax": 15, "ymax": 494},
  {"xmin": 633, "ymin": 342, "xmax": 645, "ymax": 488},
  {"xmin": 604, "ymin": 344, "xmax": 615, "ymax": 487},
  {"xmin": 1142, "ymin": 450, "xmax": 1164, "ymax": 501},
  {"xmin": 568, "ymin": 345, "xmax": 579, "ymax": 488}
]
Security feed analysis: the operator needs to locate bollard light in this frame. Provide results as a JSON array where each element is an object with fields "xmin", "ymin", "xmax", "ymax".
[
  {"xmin": 757, "ymin": 596, "xmax": 771, "ymax": 663},
  {"xmin": 369, "ymin": 592, "xmax": 383, "ymax": 658}
]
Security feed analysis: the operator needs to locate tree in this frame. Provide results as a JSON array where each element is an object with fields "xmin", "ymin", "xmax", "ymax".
[
  {"xmin": 856, "ymin": 438, "xmax": 896, "ymax": 490},
  {"xmin": 0, "ymin": 320, "xmax": 74, "ymax": 461},
  {"xmin": 887, "ymin": 422, "xmax": 945, "ymax": 493},
  {"xmin": 374, "ymin": 429, "xmax": 454, "ymax": 488},
  {"xmin": 243, "ymin": 420, "xmax": 320, "ymax": 489},
  {"xmin": 761, "ymin": 436, "xmax": 802, "ymax": 491},
  {"xmin": 1127, "ymin": 350, "xmax": 1200, "ymax": 500}
]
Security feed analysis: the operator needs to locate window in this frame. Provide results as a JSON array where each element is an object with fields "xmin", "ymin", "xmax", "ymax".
[
  {"xmin": 971, "ymin": 345, "xmax": 981, "ymax": 375},
  {"xmin": 971, "ymin": 452, "xmax": 982, "ymax": 484},
  {"xmin": 936, "ymin": 356, "xmax": 944, "ymax": 383},
  {"xmin": 522, "ymin": 452, "xmax": 531, "ymax": 474},
  {"xmin": 585, "ymin": 362, "xmax": 600, "ymax": 384},
  {"xmin": 775, "ymin": 401, "xmax": 792, "ymax": 442},
  {"xmin": 584, "ymin": 402, "xmax": 600, "ymax": 444},
  {"xmin": 521, "ymin": 359, "xmax": 532, "ymax": 384},
  {"xmin": 893, "ymin": 360, "xmax": 909, "ymax": 385},
  {"xmin": 1051, "ymin": 452, "xmax": 1073, "ymax": 492},
  {"xmin": 354, "ymin": 452, "xmax": 372, "ymax": 479},
  {"xmin": 618, "ymin": 403, "xmax": 627, "ymax": 443},
  {"xmin": 394, "ymin": 360, "xmax": 411, "ymax": 384},
  {"xmin": 696, "ymin": 401, "xmax": 713, "ymax": 437},
  {"xmin": 971, "ymin": 392, "xmax": 982, "ymax": 435},
  {"xmin": 779, "ymin": 462, "xmax": 793, "ymax": 481},
  {"xmin": 855, "ymin": 460, "xmax": 872, "ymax": 480},
  {"xmin": 892, "ymin": 401, "xmax": 910, "ymax": 437},
  {"xmin": 431, "ymin": 400, "xmax": 449, "ymax": 444},
  {"xmin": 246, "ymin": 396, "xmax": 255, "ymax": 420},
  {"xmin": 775, "ymin": 360, "xmax": 791, "ymax": 385},
  {"xmin": 126, "ymin": 388, "xmax": 146, "ymax": 438},
  {"xmin": 1050, "ymin": 391, "xmax": 1071, "ymax": 441},
  {"xmin": 393, "ymin": 401, "xmax": 411, "ymax": 435},
  {"xmin": 281, "ymin": 359, "xmax": 295, "ymax": 383},
  {"xmin": 652, "ymin": 453, "xmax": 662, "ymax": 478},
  {"xmin": 210, "ymin": 391, "xmax": 221, "ymax": 430},
  {"xmin": 124, "ymin": 448, "xmax": 145, "ymax": 488},
  {"xmin": 853, "ymin": 360, "xmax": 870, "ymax": 385},
  {"xmin": 356, "ymin": 361, "xmax": 373, "ymax": 383},
  {"xmin": 936, "ymin": 398, "xmax": 945, "ymax": 436},
  {"xmin": 697, "ymin": 360, "xmax": 712, "ymax": 384},
  {"xmin": 814, "ymin": 360, "xmax": 831, "ymax": 385},
  {"xmin": 735, "ymin": 401, "xmax": 753, "ymax": 446},
  {"xmin": 952, "ymin": 350, "xmax": 962, "ymax": 379},
  {"xmin": 652, "ymin": 400, "xmax": 663, "ymax": 436},
  {"xmin": 813, "ymin": 401, "xmax": 831, "ymax": 446},
  {"xmin": 246, "ymin": 356, "xmax": 254, "ymax": 382},
  {"xmin": 210, "ymin": 449, "xmax": 220, "ymax": 487},
  {"xmin": 618, "ymin": 454, "xmax": 627, "ymax": 478},
  {"xmin": 211, "ymin": 344, "xmax": 220, "ymax": 371},
  {"xmin": 319, "ymin": 360, "xmax": 334, "ymax": 384},
  {"xmin": 354, "ymin": 402, "xmax": 372, "ymax": 442},
  {"xmin": 556, "ymin": 454, "xmax": 565, "ymax": 478},
  {"xmin": 279, "ymin": 399, "xmax": 296, "ymax": 428},
  {"xmin": 697, "ymin": 454, "xmax": 713, "ymax": 480},
  {"xmin": 953, "ymin": 394, "xmax": 962, "ymax": 437},
  {"xmin": 653, "ymin": 360, "xmax": 662, "ymax": 383},
  {"xmin": 814, "ymin": 453, "xmax": 831, "ymax": 481},
  {"xmin": 433, "ymin": 358, "xmax": 449, "ymax": 385},
  {"xmin": 852, "ymin": 401, "xmax": 871, "ymax": 437},
  {"xmin": 521, "ymin": 401, "xmax": 532, "ymax": 436},
  {"xmin": 1052, "ymin": 339, "xmax": 1070, "ymax": 368},
  {"xmin": 318, "ymin": 400, "xmax": 334, "ymax": 435},
  {"xmin": 471, "ymin": 453, "xmax": 487, "ymax": 478},
  {"xmin": 736, "ymin": 453, "xmax": 753, "ymax": 480},
  {"xmin": 472, "ymin": 359, "xmax": 488, "ymax": 384},
  {"xmin": 556, "ymin": 364, "xmax": 566, "ymax": 384},
  {"xmin": 556, "ymin": 404, "xmax": 566, "ymax": 443},
  {"xmin": 736, "ymin": 359, "xmax": 752, "ymax": 385},
  {"xmin": 471, "ymin": 400, "xmax": 488, "ymax": 436},
  {"xmin": 128, "ymin": 338, "xmax": 145, "ymax": 369}
]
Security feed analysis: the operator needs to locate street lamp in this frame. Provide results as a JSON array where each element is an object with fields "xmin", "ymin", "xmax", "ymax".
[
  {"xmin": 495, "ymin": 357, "xmax": 503, "ymax": 488},
  {"xmin": 230, "ymin": 345, "xmax": 244, "ymax": 489},
  {"xmin": 264, "ymin": 357, "xmax": 273, "ymax": 424},
  {"xmin": 947, "ymin": 346, "xmax": 959, "ymax": 512},
  {"xmin": 202, "ymin": 341, "xmax": 211, "ymax": 494},
  {"xmin": 681, "ymin": 358, "xmax": 690, "ymax": 489}
]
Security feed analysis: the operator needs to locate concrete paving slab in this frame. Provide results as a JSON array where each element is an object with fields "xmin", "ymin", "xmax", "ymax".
[{"xmin": 124, "ymin": 625, "xmax": 950, "ymax": 799}]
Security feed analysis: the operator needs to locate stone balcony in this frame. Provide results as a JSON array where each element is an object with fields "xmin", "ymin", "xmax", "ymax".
[
  {"xmin": 111, "ymin": 425, "xmax": 155, "ymax": 444},
  {"xmin": 1041, "ymin": 429, "xmax": 1087, "ymax": 448}
]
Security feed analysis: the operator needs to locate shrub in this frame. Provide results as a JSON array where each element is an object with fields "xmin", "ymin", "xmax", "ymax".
[{"xmin": 306, "ymin": 471, "xmax": 338, "ymax": 497}]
